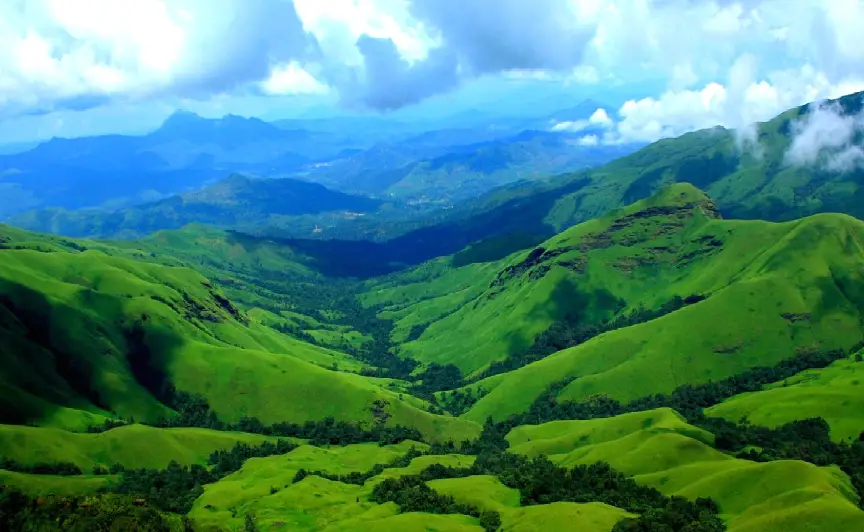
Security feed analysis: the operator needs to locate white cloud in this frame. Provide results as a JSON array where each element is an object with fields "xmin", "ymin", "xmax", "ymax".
[
  {"xmin": 551, "ymin": 107, "xmax": 614, "ymax": 132},
  {"xmin": 260, "ymin": 62, "xmax": 330, "ymax": 96},
  {"xmin": 606, "ymin": 56, "xmax": 864, "ymax": 147},
  {"xmin": 577, "ymin": 134, "xmax": 599, "ymax": 146},
  {"xmin": 785, "ymin": 99, "xmax": 864, "ymax": 172}
]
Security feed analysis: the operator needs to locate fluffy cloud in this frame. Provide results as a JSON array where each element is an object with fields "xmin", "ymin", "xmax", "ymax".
[
  {"xmin": 552, "ymin": 108, "xmax": 613, "ymax": 132},
  {"xmin": 2, "ymin": 0, "xmax": 864, "ymax": 126},
  {"xmin": 785, "ymin": 99, "xmax": 864, "ymax": 172},
  {"xmin": 259, "ymin": 62, "xmax": 330, "ymax": 96},
  {"xmin": 0, "ymin": 0, "xmax": 319, "ymax": 115},
  {"xmin": 604, "ymin": 59, "xmax": 864, "ymax": 147}
]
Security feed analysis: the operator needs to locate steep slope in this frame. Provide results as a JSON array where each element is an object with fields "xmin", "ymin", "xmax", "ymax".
[
  {"xmin": 0, "ymin": 224, "xmax": 478, "ymax": 441},
  {"xmin": 11, "ymin": 174, "xmax": 383, "ymax": 239}
]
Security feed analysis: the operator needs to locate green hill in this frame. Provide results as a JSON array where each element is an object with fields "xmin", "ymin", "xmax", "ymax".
[
  {"xmin": 0, "ymin": 223, "xmax": 478, "ymax": 442},
  {"xmin": 706, "ymin": 354, "xmax": 864, "ymax": 442},
  {"xmin": 380, "ymin": 184, "xmax": 863, "ymax": 420}
]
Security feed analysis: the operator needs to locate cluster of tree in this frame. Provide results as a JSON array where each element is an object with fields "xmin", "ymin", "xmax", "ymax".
[
  {"xmin": 697, "ymin": 415, "xmax": 864, "ymax": 508},
  {"xmin": 115, "ymin": 440, "xmax": 298, "ymax": 514},
  {"xmin": 0, "ymin": 458, "xmax": 82, "ymax": 476},
  {"xmin": 0, "ymin": 487, "xmax": 178, "ymax": 532},
  {"xmin": 612, "ymin": 497, "xmax": 724, "ymax": 532},
  {"xmin": 371, "ymin": 475, "xmax": 502, "ymax": 532},
  {"xmin": 468, "ymin": 294, "xmax": 707, "ymax": 384},
  {"xmin": 434, "ymin": 386, "xmax": 489, "ymax": 416},
  {"xmin": 85, "ymin": 418, "xmax": 129, "ymax": 433},
  {"xmin": 412, "ymin": 363, "xmax": 464, "ymax": 398},
  {"xmin": 153, "ymin": 386, "xmax": 423, "ymax": 445}
]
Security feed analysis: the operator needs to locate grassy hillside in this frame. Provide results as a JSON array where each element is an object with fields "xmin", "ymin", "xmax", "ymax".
[
  {"xmin": 0, "ymin": 424, "xmax": 291, "ymax": 471},
  {"xmin": 0, "ymin": 223, "xmax": 479, "ymax": 442},
  {"xmin": 706, "ymin": 355, "xmax": 864, "ymax": 442},
  {"xmin": 434, "ymin": 184, "xmax": 864, "ymax": 419},
  {"xmin": 188, "ymin": 442, "xmax": 476, "ymax": 531},
  {"xmin": 508, "ymin": 409, "xmax": 864, "ymax": 532}
]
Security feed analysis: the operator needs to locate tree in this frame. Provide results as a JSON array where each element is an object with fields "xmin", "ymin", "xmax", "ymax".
[
  {"xmin": 244, "ymin": 512, "xmax": 258, "ymax": 532},
  {"xmin": 479, "ymin": 511, "xmax": 502, "ymax": 531}
]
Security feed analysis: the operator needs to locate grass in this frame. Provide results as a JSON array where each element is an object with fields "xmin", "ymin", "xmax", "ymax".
[
  {"xmin": 0, "ymin": 424, "xmax": 291, "ymax": 471},
  {"xmin": 706, "ymin": 355, "xmax": 864, "ymax": 442},
  {"xmin": 507, "ymin": 408, "xmax": 864, "ymax": 532},
  {"xmin": 188, "ymin": 442, "xmax": 480, "ymax": 531},
  {"xmin": 428, "ymin": 475, "xmax": 633, "ymax": 531},
  {"xmin": 0, "ymin": 470, "xmax": 116, "ymax": 495}
]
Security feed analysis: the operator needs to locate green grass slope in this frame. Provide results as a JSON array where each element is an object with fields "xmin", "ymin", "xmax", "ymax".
[
  {"xmin": 0, "ymin": 224, "xmax": 479, "ymax": 442},
  {"xmin": 0, "ymin": 470, "xmax": 115, "ymax": 496},
  {"xmin": 507, "ymin": 408, "xmax": 864, "ymax": 532},
  {"xmin": 706, "ymin": 355, "xmax": 864, "ymax": 442},
  {"xmin": 189, "ymin": 442, "xmax": 482, "ymax": 531},
  {"xmin": 456, "ymin": 185, "xmax": 864, "ymax": 420},
  {"xmin": 428, "ymin": 475, "xmax": 632, "ymax": 531},
  {"xmin": 0, "ymin": 424, "xmax": 288, "ymax": 471}
]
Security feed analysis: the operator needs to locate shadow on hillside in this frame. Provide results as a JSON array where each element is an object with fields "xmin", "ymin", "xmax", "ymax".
[
  {"xmin": 499, "ymin": 276, "xmax": 623, "ymax": 361},
  {"xmin": 0, "ymin": 278, "xmax": 184, "ymax": 426},
  {"xmin": 239, "ymin": 177, "xmax": 592, "ymax": 278}
]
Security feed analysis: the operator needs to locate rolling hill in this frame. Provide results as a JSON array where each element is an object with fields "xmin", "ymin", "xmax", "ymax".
[
  {"xmin": 259, "ymin": 90, "xmax": 864, "ymax": 258},
  {"xmin": 9, "ymin": 174, "xmax": 383, "ymax": 239},
  {"xmin": 3, "ymin": 93, "xmax": 864, "ymax": 532},
  {"xmin": 0, "ymin": 222, "xmax": 478, "ymax": 442},
  {"xmin": 365, "ymin": 183, "xmax": 864, "ymax": 396}
]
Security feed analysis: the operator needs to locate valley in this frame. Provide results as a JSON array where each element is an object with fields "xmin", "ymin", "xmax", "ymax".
[{"xmin": 2, "ymin": 86, "xmax": 864, "ymax": 531}]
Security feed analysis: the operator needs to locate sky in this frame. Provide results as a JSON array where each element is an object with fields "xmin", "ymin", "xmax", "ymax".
[{"xmin": 1, "ymin": 0, "xmax": 863, "ymax": 145}]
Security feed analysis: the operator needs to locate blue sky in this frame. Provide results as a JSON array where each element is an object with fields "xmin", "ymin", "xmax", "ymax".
[{"xmin": 1, "ymin": 0, "xmax": 863, "ymax": 144}]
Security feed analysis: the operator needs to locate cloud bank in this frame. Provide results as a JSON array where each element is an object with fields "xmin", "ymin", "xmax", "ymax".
[{"xmin": 2, "ymin": 0, "xmax": 864, "ymax": 143}]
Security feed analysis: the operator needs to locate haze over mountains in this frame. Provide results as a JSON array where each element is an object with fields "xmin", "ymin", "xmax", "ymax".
[{"xmin": 3, "ymin": 1, "xmax": 864, "ymax": 531}]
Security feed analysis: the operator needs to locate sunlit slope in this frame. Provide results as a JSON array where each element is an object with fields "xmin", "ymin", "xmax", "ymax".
[
  {"xmin": 507, "ymin": 409, "xmax": 864, "ymax": 532},
  {"xmin": 361, "ymin": 254, "xmax": 516, "ymax": 345},
  {"xmin": 706, "ymin": 355, "xmax": 864, "ymax": 441},
  {"xmin": 458, "ymin": 187, "xmax": 864, "ymax": 420},
  {"xmin": 0, "ymin": 424, "xmax": 290, "ymax": 470},
  {"xmin": 428, "ymin": 475, "xmax": 632, "ymax": 531},
  {"xmin": 0, "ymin": 225, "xmax": 479, "ymax": 441}
]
